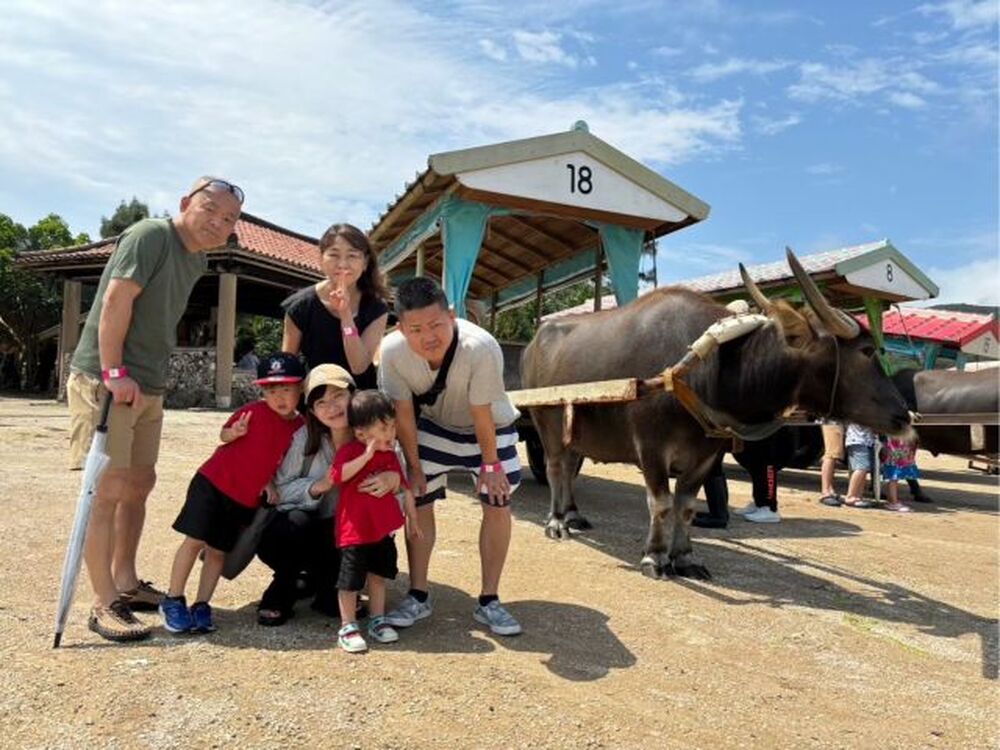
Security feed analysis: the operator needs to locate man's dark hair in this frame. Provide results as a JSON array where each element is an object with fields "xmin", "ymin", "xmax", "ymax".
[
  {"xmin": 395, "ymin": 276, "xmax": 449, "ymax": 318},
  {"xmin": 347, "ymin": 389, "xmax": 396, "ymax": 429}
]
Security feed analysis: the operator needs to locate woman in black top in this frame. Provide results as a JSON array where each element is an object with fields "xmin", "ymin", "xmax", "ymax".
[{"xmin": 281, "ymin": 223, "xmax": 389, "ymax": 389}]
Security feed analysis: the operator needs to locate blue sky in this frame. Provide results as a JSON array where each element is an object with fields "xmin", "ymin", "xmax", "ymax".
[{"xmin": 1, "ymin": 0, "xmax": 996, "ymax": 304}]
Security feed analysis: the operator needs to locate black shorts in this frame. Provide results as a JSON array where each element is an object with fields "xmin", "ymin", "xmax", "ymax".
[
  {"xmin": 337, "ymin": 536, "xmax": 398, "ymax": 592},
  {"xmin": 173, "ymin": 473, "xmax": 256, "ymax": 552}
]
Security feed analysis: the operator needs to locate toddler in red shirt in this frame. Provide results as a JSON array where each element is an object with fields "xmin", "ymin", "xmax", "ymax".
[
  {"xmin": 160, "ymin": 353, "xmax": 305, "ymax": 635},
  {"xmin": 331, "ymin": 389, "xmax": 421, "ymax": 653}
]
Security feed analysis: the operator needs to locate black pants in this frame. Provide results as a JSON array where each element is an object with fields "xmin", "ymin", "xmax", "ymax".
[
  {"xmin": 701, "ymin": 454, "xmax": 730, "ymax": 521},
  {"xmin": 738, "ymin": 438, "xmax": 781, "ymax": 512},
  {"xmin": 256, "ymin": 512, "xmax": 339, "ymax": 614}
]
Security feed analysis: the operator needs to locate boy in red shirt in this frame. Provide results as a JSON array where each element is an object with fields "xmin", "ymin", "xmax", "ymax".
[
  {"xmin": 160, "ymin": 353, "xmax": 305, "ymax": 634},
  {"xmin": 331, "ymin": 390, "xmax": 421, "ymax": 653}
]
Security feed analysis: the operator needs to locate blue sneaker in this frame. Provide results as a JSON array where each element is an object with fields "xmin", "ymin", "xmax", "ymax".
[
  {"xmin": 159, "ymin": 595, "xmax": 193, "ymax": 634},
  {"xmin": 189, "ymin": 601, "xmax": 217, "ymax": 633}
]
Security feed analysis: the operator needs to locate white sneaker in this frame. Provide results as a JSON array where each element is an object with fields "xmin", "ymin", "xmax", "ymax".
[
  {"xmin": 473, "ymin": 600, "xmax": 522, "ymax": 636},
  {"xmin": 384, "ymin": 595, "xmax": 432, "ymax": 628},
  {"xmin": 744, "ymin": 506, "xmax": 781, "ymax": 524},
  {"xmin": 733, "ymin": 501, "xmax": 758, "ymax": 516}
]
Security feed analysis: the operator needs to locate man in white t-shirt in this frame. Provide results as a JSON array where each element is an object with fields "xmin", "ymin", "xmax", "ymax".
[{"xmin": 378, "ymin": 277, "xmax": 522, "ymax": 636}]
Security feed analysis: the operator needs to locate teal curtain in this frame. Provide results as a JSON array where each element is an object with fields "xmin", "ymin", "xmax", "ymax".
[
  {"xmin": 439, "ymin": 198, "xmax": 497, "ymax": 318},
  {"xmin": 597, "ymin": 223, "xmax": 644, "ymax": 306}
]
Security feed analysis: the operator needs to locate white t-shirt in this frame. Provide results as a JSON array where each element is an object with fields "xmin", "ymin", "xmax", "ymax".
[{"xmin": 378, "ymin": 318, "xmax": 520, "ymax": 430}]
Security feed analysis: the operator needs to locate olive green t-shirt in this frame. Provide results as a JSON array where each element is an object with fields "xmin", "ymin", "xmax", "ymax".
[{"xmin": 70, "ymin": 218, "xmax": 208, "ymax": 395}]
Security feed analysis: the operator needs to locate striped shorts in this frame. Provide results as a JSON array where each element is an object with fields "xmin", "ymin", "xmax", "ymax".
[{"xmin": 417, "ymin": 418, "xmax": 521, "ymax": 507}]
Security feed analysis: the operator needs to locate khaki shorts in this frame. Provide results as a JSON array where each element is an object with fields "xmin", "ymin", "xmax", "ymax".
[
  {"xmin": 821, "ymin": 424, "xmax": 845, "ymax": 462},
  {"xmin": 67, "ymin": 371, "xmax": 164, "ymax": 470}
]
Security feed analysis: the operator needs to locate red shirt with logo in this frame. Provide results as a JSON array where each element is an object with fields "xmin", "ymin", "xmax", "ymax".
[
  {"xmin": 331, "ymin": 441, "xmax": 407, "ymax": 547},
  {"xmin": 198, "ymin": 401, "xmax": 304, "ymax": 508}
]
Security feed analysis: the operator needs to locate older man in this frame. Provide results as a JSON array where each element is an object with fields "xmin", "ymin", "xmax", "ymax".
[{"xmin": 67, "ymin": 177, "xmax": 243, "ymax": 641}]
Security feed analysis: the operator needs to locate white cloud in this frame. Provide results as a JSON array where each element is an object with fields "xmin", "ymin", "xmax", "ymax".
[
  {"xmin": 917, "ymin": 0, "xmax": 1000, "ymax": 30},
  {"xmin": 513, "ymin": 30, "xmax": 581, "ymax": 67},
  {"xmin": 922, "ymin": 258, "xmax": 1000, "ymax": 305},
  {"xmin": 478, "ymin": 38, "xmax": 508, "ymax": 62},
  {"xmin": 0, "ymin": 0, "xmax": 743, "ymax": 237},
  {"xmin": 752, "ymin": 113, "xmax": 802, "ymax": 135},
  {"xmin": 689, "ymin": 57, "xmax": 792, "ymax": 82},
  {"xmin": 651, "ymin": 45, "xmax": 683, "ymax": 57},
  {"xmin": 788, "ymin": 58, "xmax": 941, "ymax": 110}
]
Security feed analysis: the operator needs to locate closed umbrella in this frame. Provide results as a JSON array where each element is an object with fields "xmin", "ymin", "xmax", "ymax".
[{"xmin": 53, "ymin": 393, "xmax": 113, "ymax": 648}]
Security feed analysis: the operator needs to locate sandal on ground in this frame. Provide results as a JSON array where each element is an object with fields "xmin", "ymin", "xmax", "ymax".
[
  {"xmin": 819, "ymin": 494, "xmax": 844, "ymax": 507},
  {"xmin": 89, "ymin": 599, "xmax": 152, "ymax": 642},
  {"xmin": 257, "ymin": 607, "xmax": 293, "ymax": 627},
  {"xmin": 843, "ymin": 497, "xmax": 873, "ymax": 508},
  {"xmin": 119, "ymin": 580, "xmax": 165, "ymax": 612}
]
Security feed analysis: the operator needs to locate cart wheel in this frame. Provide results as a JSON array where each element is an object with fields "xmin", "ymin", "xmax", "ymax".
[{"xmin": 525, "ymin": 436, "xmax": 583, "ymax": 484}]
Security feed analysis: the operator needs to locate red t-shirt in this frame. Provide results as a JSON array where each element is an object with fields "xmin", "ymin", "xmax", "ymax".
[
  {"xmin": 198, "ymin": 401, "xmax": 304, "ymax": 508},
  {"xmin": 331, "ymin": 441, "xmax": 407, "ymax": 547}
]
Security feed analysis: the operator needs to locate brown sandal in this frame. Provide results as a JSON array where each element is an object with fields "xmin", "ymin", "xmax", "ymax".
[
  {"xmin": 119, "ymin": 580, "xmax": 165, "ymax": 612},
  {"xmin": 88, "ymin": 599, "xmax": 152, "ymax": 642}
]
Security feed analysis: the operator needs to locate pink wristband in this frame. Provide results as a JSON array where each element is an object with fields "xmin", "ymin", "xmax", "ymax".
[
  {"xmin": 101, "ymin": 366, "xmax": 129, "ymax": 382},
  {"xmin": 342, "ymin": 325, "xmax": 358, "ymax": 337},
  {"xmin": 480, "ymin": 462, "xmax": 503, "ymax": 474}
]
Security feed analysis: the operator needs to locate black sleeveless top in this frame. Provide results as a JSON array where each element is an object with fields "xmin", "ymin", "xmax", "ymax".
[{"xmin": 281, "ymin": 286, "xmax": 389, "ymax": 390}]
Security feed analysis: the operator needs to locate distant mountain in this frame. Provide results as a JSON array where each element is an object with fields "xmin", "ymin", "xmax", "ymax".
[{"xmin": 928, "ymin": 303, "xmax": 999, "ymax": 318}]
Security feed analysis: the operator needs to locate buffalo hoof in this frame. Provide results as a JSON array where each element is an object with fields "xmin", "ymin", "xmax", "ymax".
[
  {"xmin": 673, "ymin": 561, "xmax": 712, "ymax": 580},
  {"xmin": 564, "ymin": 510, "xmax": 593, "ymax": 531},
  {"xmin": 639, "ymin": 553, "xmax": 672, "ymax": 579},
  {"xmin": 544, "ymin": 517, "xmax": 572, "ymax": 540}
]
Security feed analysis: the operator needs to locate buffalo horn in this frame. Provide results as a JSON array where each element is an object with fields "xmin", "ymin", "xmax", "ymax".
[
  {"xmin": 738, "ymin": 263, "xmax": 775, "ymax": 314},
  {"xmin": 785, "ymin": 247, "xmax": 860, "ymax": 339}
]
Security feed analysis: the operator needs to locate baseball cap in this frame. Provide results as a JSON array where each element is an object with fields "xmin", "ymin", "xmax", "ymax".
[
  {"xmin": 305, "ymin": 363, "xmax": 356, "ymax": 399},
  {"xmin": 254, "ymin": 352, "xmax": 306, "ymax": 385}
]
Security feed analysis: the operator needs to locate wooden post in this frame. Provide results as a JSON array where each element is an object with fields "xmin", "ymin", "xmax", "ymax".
[
  {"xmin": 490, "ymin": 290, "xmax": 498, "ymax": 331},
  {"xmin": 534, "ymin": 272, "xmax": 544, "ymax": 327},
  {"xmin": 58, "ymin": 280, "xmax": 82, "ymax": 398},
  {"xmin": 215, "ymin": 272, "xmax": 237, "ymax": 408},
  {"xmin": 593, "ymin": 242, "xmax": 603, "ymax": 311},
  {"xmin": 416, "ymin": 244, "xmax": 425, "ymax": 277}
]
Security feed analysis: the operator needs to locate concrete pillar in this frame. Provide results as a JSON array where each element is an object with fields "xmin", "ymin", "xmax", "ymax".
[
  {"xmin": 416, "ymin": 244, "xmax": 425, "ymax": 277},
  {"xmin": 58, "ymin": 280, "xmax": 82, "ymax": 398},
  {"xmin": 215, "ymin": 273, "xmax": 237, "ymax": 408}
]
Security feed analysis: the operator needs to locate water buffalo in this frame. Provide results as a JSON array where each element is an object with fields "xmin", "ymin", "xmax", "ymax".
[{"xmin": 520, "ymin": 249, "xmax": 911, "ymax": 580}]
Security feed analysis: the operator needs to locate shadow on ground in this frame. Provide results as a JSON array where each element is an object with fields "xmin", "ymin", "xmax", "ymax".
[{"xmin": 512, "ymin": 469, "xmax": 999, "ymax": 680}]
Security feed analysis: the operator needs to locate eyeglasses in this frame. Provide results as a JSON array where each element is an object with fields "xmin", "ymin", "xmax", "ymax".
[{"xmin": 187, "ymin": 179, "xmax": 245, "ymax": 205}]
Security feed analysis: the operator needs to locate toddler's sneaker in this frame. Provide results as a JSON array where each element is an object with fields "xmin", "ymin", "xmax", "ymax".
[
  {"xmin": 367, "ymin": 615, "xmax": 399, "ymax": 644},
  {"xmin": 473, "ymin": 600, "xmax": 522, "ymax": 636},
  {"xmin": 189, "ymin": 601, "xmax": 217, "ymax": 634},
  {"xmin": 384, "ymin": 595, "xmax": 432, "ymax": 628},
  {"xmin": 338, "ymin": 622, "xmax": 368, "ymax": 653},
  {"xmin": 159, "ymin": 595, "xmax": 193, "ymax": 634}
]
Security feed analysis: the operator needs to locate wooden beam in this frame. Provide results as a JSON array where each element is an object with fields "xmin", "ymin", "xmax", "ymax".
[
  {"xmin": 506, "ymin": 216, "xmax": 578, "ymax": 253},
  {"xmin": 593, "ymin": 243, "xmax": 604, "ymax": 311},
  {"xmin": 488, "ymin": 224, "xmax": 552, "ymax": 264},
  {"xmin": 480, "ymin": 237, "xmax": 535, "ymax": 274},
  {"xmin": 508, "ymin": 378, "xmax": 638, "ymax": 408},
  {"xmin": 215, "ymin": 273, "xmax": 237, "ymax": 408}
]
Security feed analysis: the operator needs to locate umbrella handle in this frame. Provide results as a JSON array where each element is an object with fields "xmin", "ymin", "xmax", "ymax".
[{"xmin": 97, "ymin": 390, "xmax": 113, "ymax": 433}]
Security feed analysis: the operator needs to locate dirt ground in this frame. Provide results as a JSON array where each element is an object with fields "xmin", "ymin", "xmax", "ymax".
[{"xmin": 0, "ymin": 395, "xmax": 996, "ymax": 749}]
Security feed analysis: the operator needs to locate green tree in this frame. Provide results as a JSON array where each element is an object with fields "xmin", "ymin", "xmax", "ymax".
[
  {"xmin": 0, "ymin": 212, "xmax": 89, "ymax": 390},
  {"xmin": 236, "ymin": 315, "xmax": 283, "ymax": 358},
  {"xmin": 100, "ymin": 197, "xmax": 150, "ymax": 238},
  {"xmin": 492, "ymin": 280, "xmax": 608, "ymax": 342}
]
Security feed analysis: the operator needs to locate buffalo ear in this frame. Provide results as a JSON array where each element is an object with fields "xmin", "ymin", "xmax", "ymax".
[{"xmin": 768, "ymin": 301, "xmax": 816, "ymax": 350}]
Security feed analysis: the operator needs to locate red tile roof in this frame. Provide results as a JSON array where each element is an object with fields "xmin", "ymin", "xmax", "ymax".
[
  {"xmin": 857, "ymin": 307, "xmax": 999, "ymax": 347},
  {"xmin": 17, "ymin": 213, "xmax": 321, "ymax": 274}
]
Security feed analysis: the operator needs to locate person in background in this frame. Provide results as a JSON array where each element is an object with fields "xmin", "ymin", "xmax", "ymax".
[
  {"xmin": 842, "ymin": 422, "xmax": 876, "ymax": 508},
  {"xmin": 880, "ymin": 435, "xmax": 919, "ymax": 513}
]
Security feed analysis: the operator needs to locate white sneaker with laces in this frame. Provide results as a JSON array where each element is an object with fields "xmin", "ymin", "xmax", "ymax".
[
  {"xmin": 733, "ymin": 500, "xmax": 758, "ymax": 516},
  {"xmin": 744, "ymin": 506, "xmax": 781, "ymax": 524},
  {"xmin": 384, "ymin": 595, "xmax": 432, "ymax": 628},
  {"xmin": 473, "ymin": 600, "xmax": 522, "ymax": 636}
]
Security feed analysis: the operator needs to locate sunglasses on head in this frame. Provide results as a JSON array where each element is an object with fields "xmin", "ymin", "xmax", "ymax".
[{"xmin": 187, "ymin": 179, "xmax": 245, "ymax": 205}]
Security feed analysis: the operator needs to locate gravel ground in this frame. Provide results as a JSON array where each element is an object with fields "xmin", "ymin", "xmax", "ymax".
[{"xmin": 0, "ymin": 396, "xmax": 996, "ymax": 749}]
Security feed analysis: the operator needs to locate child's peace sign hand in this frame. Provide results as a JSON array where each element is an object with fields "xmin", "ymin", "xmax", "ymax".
[{"xmin": 230, "ymin": 411, "xmax": 252, "ymax": 439}]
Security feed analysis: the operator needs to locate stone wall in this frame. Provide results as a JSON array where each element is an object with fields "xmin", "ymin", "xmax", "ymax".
[{"xmin": 58, "ymin": 347, "xmax": 260, "ymax": 409}]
